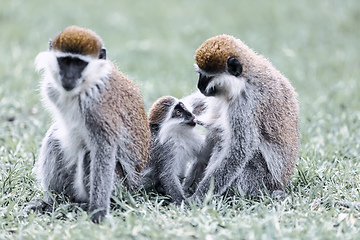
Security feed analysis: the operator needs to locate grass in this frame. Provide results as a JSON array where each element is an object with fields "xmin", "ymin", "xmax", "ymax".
[{"xmin": 1, "ymin": 0, "xmax": 360, "ymax": 239}]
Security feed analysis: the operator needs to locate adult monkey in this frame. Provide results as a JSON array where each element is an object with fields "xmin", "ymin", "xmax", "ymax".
[
  {"xmin": 190, "ymin": 34, "xmax": 299, "ymax": 201},
  {"xmin": 31, "ymin": 26, "xmax": 150, "ymax": 223}
]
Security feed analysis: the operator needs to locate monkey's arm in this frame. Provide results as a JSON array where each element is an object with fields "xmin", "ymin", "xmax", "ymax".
[
  {"xmin": 149, "ymin": 140, "xmax": 186, "ymax": 204},
  {"xmin": 183, "ymin": 161, "xmax": 206, "ymax": 193},
  {"xmin": 183, "ymin": 133, "xmax": 215, "ymax": 192},
  {"xmin": 88, "ymin": 140, "xmax": 116, "ymax": 223},
  {"xmin": 191, "ymin": 150, "xmax": 254, "ymax": 202},
  {"xmin": 191, "ymin": 101, "xmax": 259, "ymax": 202},
  {"xmin": 159, "ymin": 171, "xmax": 185, "ymax": 204}
]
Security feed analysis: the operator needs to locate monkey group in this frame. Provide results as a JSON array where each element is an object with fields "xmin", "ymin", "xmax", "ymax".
[{"xmin": 30, "ymin": 26, "xmax": 299, "ymax": 222}]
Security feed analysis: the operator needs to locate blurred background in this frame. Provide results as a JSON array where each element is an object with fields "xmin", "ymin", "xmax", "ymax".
[{"xmin": 1, "ymin": 0, "xmax": 359, "ymax": 161}]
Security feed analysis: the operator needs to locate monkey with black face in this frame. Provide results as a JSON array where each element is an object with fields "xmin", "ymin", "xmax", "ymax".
[
  {"xmin": 142, "ymin": 96, "xmax": 204, "ymax": 204},
  {"xmin": 190, "ymin": 35, "xmax": 299, "ymax": 201},
  {"xmin": 31, "ymin": 26, "xmax": 150, "ymax": 222}
]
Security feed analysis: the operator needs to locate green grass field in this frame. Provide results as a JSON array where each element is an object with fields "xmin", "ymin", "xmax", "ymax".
[{"xmin": 1, "ymin": 0, "xmax": 360, "ymax": 239}]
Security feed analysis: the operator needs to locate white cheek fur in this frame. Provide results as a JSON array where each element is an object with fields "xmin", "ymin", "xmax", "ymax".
[
  {"xmin": 35, "ymin": 51, "xmax": 112, "ymax": 97},
  {"xmin": 35, "ymin": 51, "xmax": 59, "ymax": 73},
  {"xmin": 206, "ymin": 74, "xmax": 246, "ymax": 101}
]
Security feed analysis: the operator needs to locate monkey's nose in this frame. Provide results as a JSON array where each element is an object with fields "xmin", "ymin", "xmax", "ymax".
[
  {"xmin": 62, "ymin": 83, "xmax": 75, "ymax": 91},
  {"xmin": 187, "ymin": 117, "xmax": 196, "ymax": 127},
  {"xmin": 198, "ymin": 73, "xmax": 213, "ymax": 95},
  {"xmin": 61, "ymin": 78, "xmax": 77, "ymax": 91}
]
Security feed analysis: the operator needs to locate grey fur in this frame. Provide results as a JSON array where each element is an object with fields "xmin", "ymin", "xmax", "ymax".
[
  {"xmin": 31, "ymin": 27, "xmax": 150, "ymax": 223},
  {"xmin": 190, "ymin": 35, "xmax": 299, "ymax": 202},
  {"xmin": 183, "ymin": 133, "xmax": 216, "ymax": 193},
  {"xmin": 142, "ymin": 96, "xmax": 203, "ymax": 204},
  {"xmin": 143, "ymin": 138, "xmax": 185, "ymax": 203}
]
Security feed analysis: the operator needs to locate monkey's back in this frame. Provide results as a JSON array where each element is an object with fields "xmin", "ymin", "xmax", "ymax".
[
  {"xmin": 250, "ymin": 60, "xmax": 299, "ymax": 185},
  {"xmin": 92, "ymin": 64, "xmax": 150, "ymax": 172}
]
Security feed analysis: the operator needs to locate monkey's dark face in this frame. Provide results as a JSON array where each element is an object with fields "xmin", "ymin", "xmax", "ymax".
[
  {"xmin": 57, "ymin": 56, "xmax": 89, "ymax": 91},
  {"xmin": 197, "ymin": 57, "xmax": 243, "ymax": 97},
  {"xmin": 172, "ymin": 102, "xmax": 196, "ymax": 127},
  {"xmin": 154, "ymin": 99, "xmax": 198, "ymax": 144}
]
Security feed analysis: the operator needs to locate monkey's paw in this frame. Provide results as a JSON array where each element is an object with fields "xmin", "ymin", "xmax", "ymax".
[
  {"xmin": 26, "ymin": 199, "xmax": 54, "ymax": 213},
  {"xmin": 90, "ymin": 209, "xmax": 106, "ymax": 224},
  {"xmin": 271, "ymin": 190, "xmax": 285, "ymax": 200},
  {"xmin": 184, "ymin": 195, "xmax": 203, "ymax": 207}
]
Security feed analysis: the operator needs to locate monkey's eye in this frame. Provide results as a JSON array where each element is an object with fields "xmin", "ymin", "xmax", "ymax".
[
  {"xmin": 176, "ymin": 110, "xmax": 181, "ymax": 116},
  {"xmin": 75, "ymin": 59, "xmax": 81, "ymax": 66},
  {"xmin": 62, "ymin": 57, "xmax": 71, "ymax": 65},
  {"xmin": 75, "ymin": 58, "xmax": 85, "ymax": 66}
]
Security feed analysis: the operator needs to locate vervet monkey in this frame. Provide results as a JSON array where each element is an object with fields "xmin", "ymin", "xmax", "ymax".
[
  {"xmin": 32, "ymin": 26, "xmax": 150, "ymax": 222},
  {"xmin": 142, "ymin": 96, "xmax": 204, "ymax": 203},
  {"xmin": 190, "ymin": 34, "xmax": 299, "ymax": 201}
]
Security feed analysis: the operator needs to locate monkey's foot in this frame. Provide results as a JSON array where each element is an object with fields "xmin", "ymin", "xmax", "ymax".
[
  {"xmin": 271, "ymin": 190, "xmax": 285, "ymax": 200},
  {"xmin": 26, "ymin": 199, "xmax": 55, "ymax": 213},
  {"xmin": 75, "ymin": 202, "xmax": 89, "ymax": 211},
  {"xmin": 186, "ymin": 195, "xmax": 204, "ymax": 206},
  {"xmin": 90, "ymin": 209, "xmax": 106, "ymax": 224}
]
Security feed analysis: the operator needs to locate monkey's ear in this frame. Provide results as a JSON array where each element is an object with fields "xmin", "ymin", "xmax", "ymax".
[
  {"xmin": 48, "ymin": 40, "xmax": 53, "ymax": 51},
  {"xmin": 99, "ymin": 48, "xmax": 106, "ymax": 59},
  {"xmin": 227, "ymin": 57, "xmax": 242, "ymax": 77}
]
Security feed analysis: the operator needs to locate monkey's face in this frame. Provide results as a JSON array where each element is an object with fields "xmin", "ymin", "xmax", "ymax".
[
  {"xmin": 55, "ymin": 48, "xmax": 107, "ymax": 92},
  {"xmin": 171, "ymin": 102, "xmax": 196, "ymax": 127},
  {"xmin": 150, "ymin": 101, "xmax": 196, "ymax": 133},
  {"xmin": 156, "ymin": 101, "xmax": 197, "ymax": 144},
  {"xmin": 196, "ymin": 57, "xmax": 245, "ymax": 101},
  {"xmin": 57, "ymin": 56, "xmax": 89, "ymax": 91},
  {"xmin": 35, "ymin": 50, "xmax": 111, "ymax": 95}
]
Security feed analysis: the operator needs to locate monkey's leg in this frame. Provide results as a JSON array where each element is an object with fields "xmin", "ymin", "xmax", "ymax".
[
  {"xmin": 183, "ymin": 135, "xmax": 214, "ymax": 193},
  {"xmin": 191, "ymin": 135, "xmax": 259, "ymax": 202},
  {"xmin": 115, "ymin": 146, "xmax": 139, "ymax": 191},
  {"xmin": 183, "ymin": 161, "xmax": 207, "ymax": 194},
  {"xmin": 189, "ymin": 155, "xmax": 240, "ymax": 202},
  {"xmin": 183, "ymin": 162, "xmax": 200, "ymax": 192},
  {"xmin": 159, "ymin": 173, "xmax": 185, "ymax": 204},
  {"xmin": 30, "ymin": 125, "xmax": 76, "ymax": 213},
  {"xmin": 88, "ymin": 142, "xmax": 116, "ymax": 223},
  {"xmin": 230, "ymin": 152, "xmax": 279, "ymax": 197}
]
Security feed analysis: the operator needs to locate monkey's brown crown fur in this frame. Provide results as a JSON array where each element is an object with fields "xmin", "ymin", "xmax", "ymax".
[
  {"xmin": 52, "ymin": 26, "xmax": 103, "ymax": 57},
  {"xmin": 195, "ymin": 34, "xmax": 242, "ymax": 74},
  {"xmin": 148, "ymin": 96, "xmax": 176, "ymax": 124}
]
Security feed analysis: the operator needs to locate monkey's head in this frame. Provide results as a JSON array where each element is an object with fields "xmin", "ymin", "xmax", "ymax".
[
  {"xmin": 36, "ymin": 26, "xmax": 111, "ymax": 94},
  {"xmin": 148, "ymin": 96, "xmax": 196, "ymax": 135},
  {"xmin": 195, "ymin": 34, "xmax": 256, "ymax": 101}
]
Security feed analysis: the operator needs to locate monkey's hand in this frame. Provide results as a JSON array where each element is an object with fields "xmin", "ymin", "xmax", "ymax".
[{"xmin": 191, "ymin": 151, "xmax": 250, "ymax": 203}]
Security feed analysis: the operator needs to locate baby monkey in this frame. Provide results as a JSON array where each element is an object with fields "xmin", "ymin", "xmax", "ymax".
[{"xmin": 142, "ymin": 96, "xmax": 204, "ymax": 204}]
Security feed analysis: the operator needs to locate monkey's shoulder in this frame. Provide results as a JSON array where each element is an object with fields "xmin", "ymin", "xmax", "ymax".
[{"xmin": 102, "ymin": 67, "xmax": 150, "ymax": 163}]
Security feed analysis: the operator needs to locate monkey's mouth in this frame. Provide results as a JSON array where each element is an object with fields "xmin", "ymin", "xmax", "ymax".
[
  {"xmin": 195, "ymin": 120, "xmax": 205, "ymax": 126},
  {"xmin": 187, "ymin": 121, "xmax": 196, "ymax": 127},
  {"xmin": 186, "ymin": 118, "xmax": 196, "ymax": 127}
]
